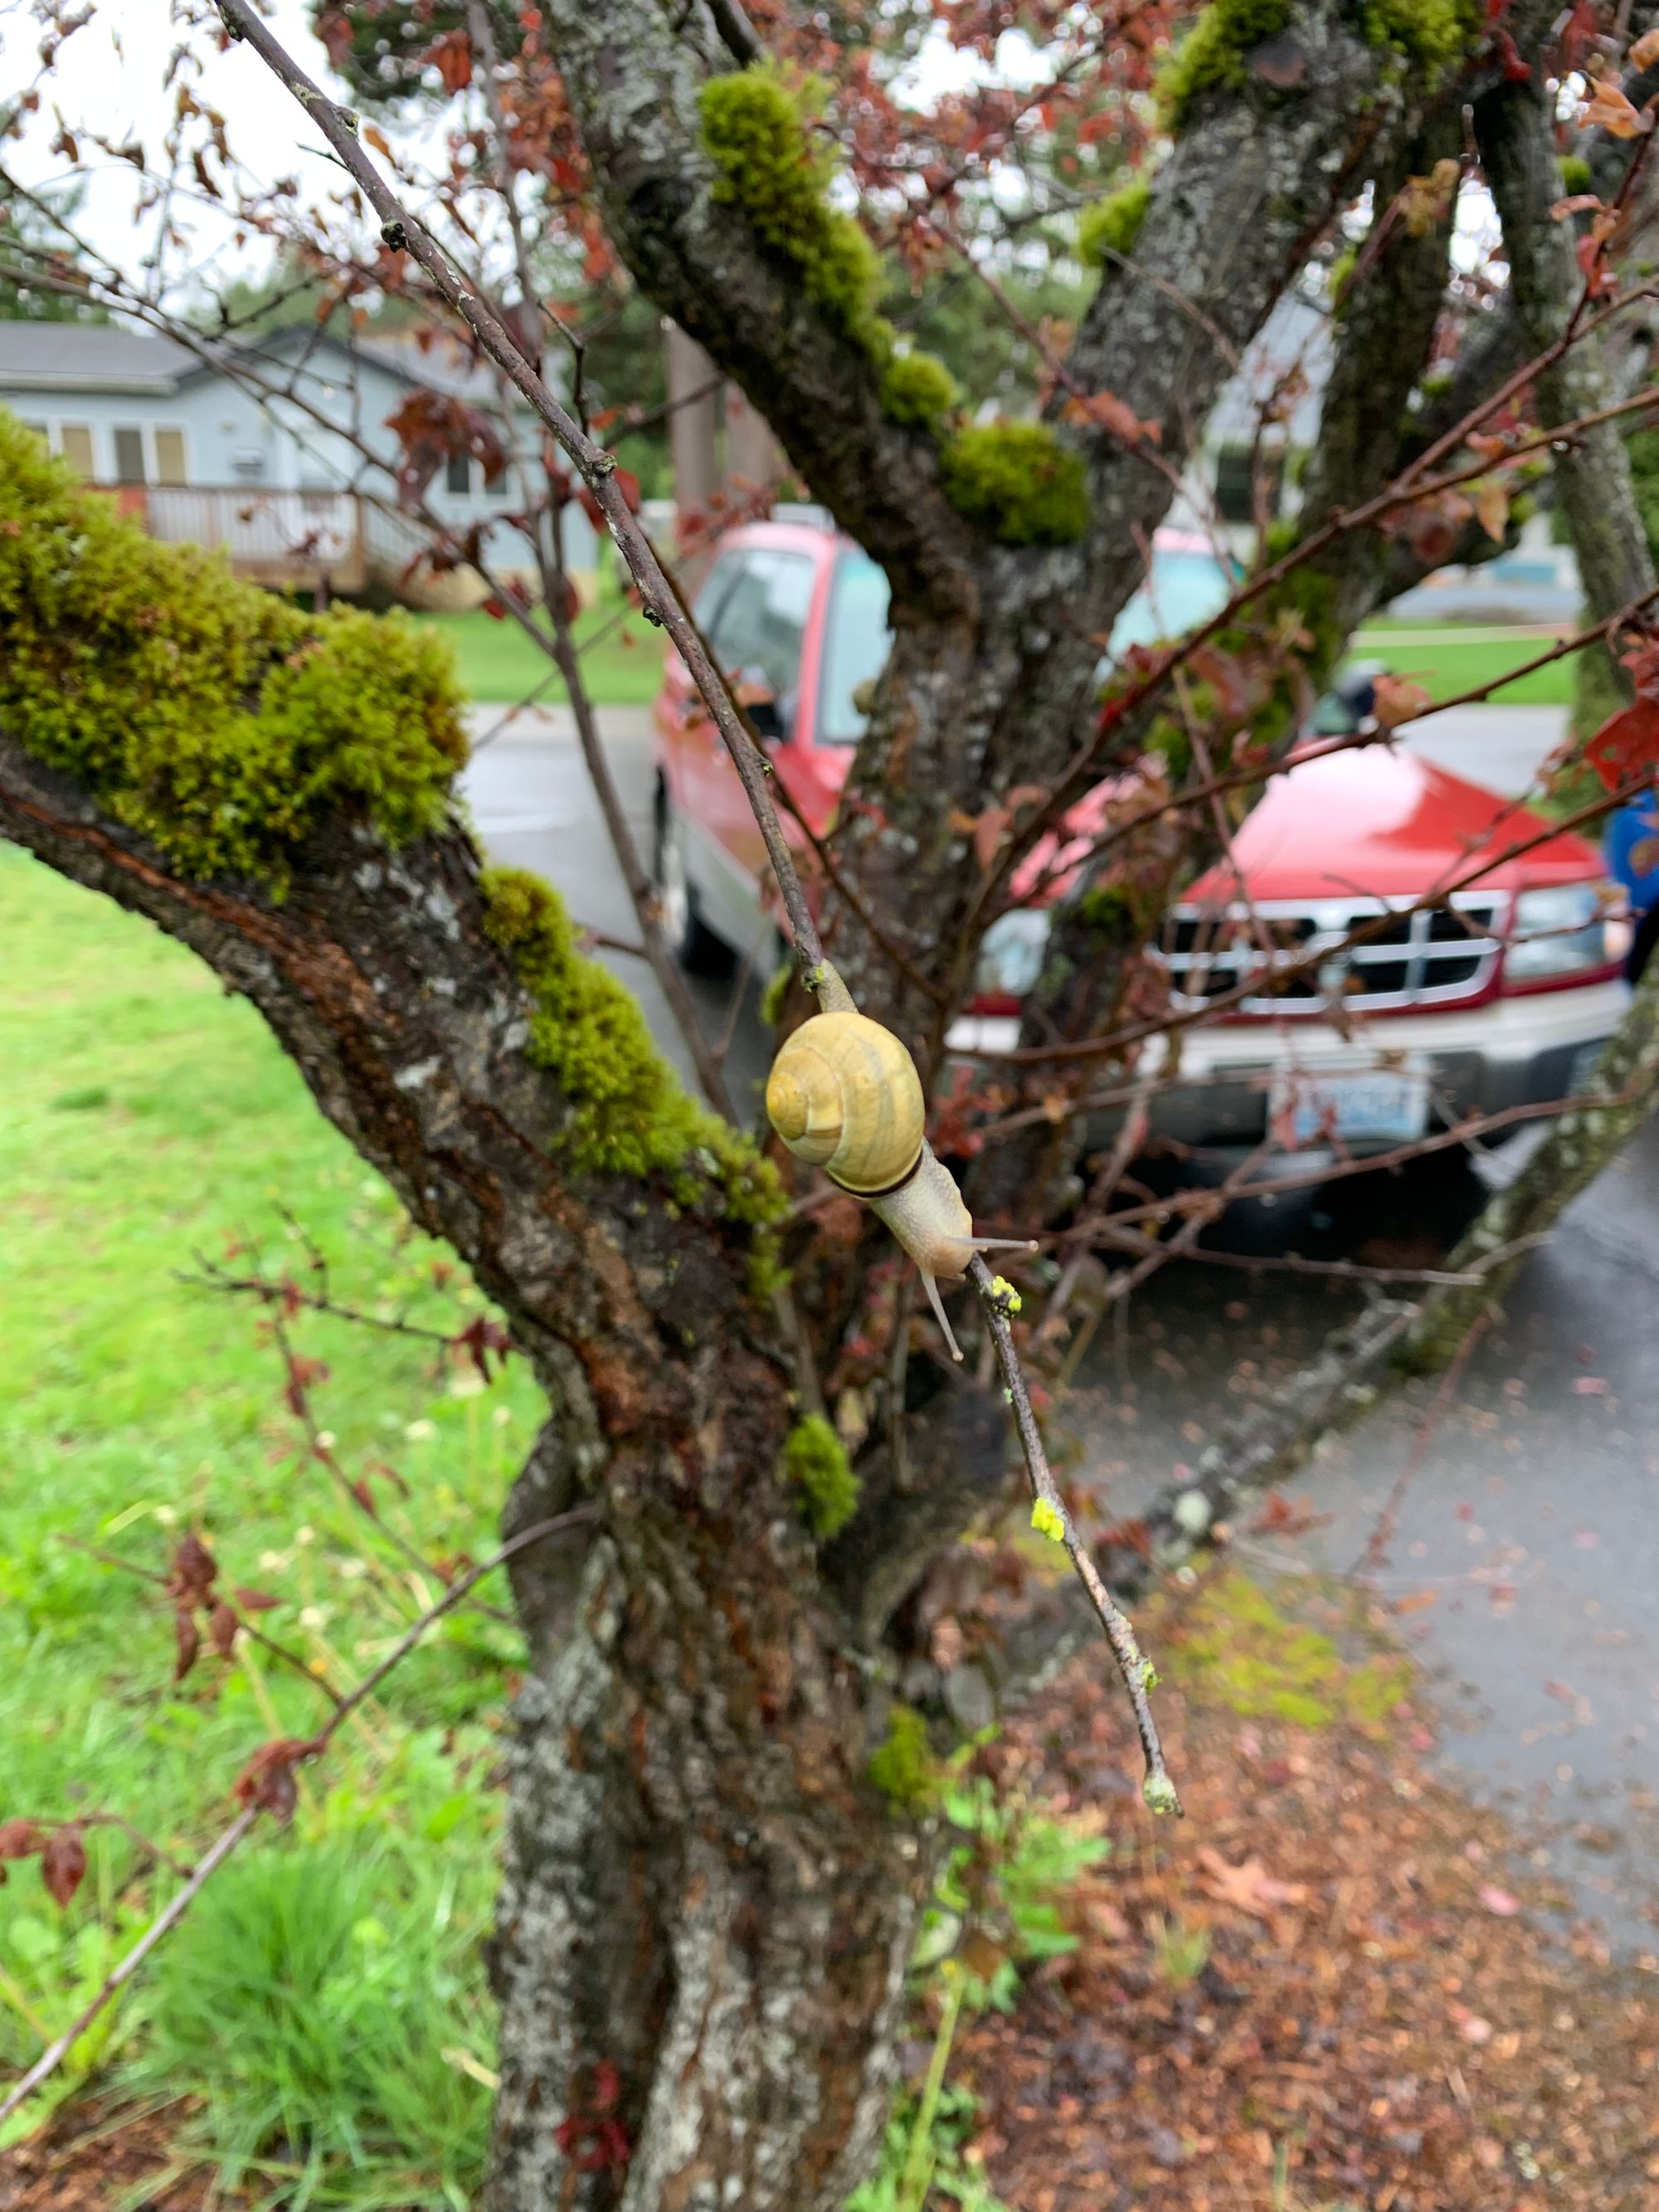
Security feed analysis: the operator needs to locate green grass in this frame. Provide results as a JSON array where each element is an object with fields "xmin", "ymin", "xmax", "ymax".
[
  {"xmin": 411, "ymin": 595, "xmax": 664, "ymax": 704},
  {"xmin": 0, "ymin": 844, "xmax": 547, "ymax": 2201},
  {"xmin": 1351, "ymin": 621, "xmax": 1578, "ymax": 707}
]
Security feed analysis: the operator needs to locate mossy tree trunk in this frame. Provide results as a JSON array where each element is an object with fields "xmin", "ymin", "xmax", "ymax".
[
  {"xmin": 0, "ymin": 735, "xmax": 954, "ymax": 2212},
  {"xmin": 12, "ymin": 3, "xmax": 1659, "ymax": 2207}
]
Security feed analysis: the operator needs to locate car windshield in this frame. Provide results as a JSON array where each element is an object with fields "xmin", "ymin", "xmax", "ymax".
[
  {"xmin": 817, "ymin": 550, "xmax": 892, "ymax": 744},
  {"xmin": 816, "ymin": 540, "xmax": 1237, "ymax": 745}
]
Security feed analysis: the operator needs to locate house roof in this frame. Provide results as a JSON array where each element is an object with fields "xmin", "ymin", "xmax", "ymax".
[
  {"xmin": 0, "ymin": 323, "xmax": 200, "ymax": 395},
  {"xmin": 0, "ymin": 318, "xmax": 532, "ymax": 412}
]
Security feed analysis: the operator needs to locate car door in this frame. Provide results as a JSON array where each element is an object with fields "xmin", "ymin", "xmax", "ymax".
[{"xmin": 693, "ymin": 545, "xmax": 817, "ymax": 950}]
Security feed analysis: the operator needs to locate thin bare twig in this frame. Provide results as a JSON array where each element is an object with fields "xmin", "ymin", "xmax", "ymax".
[{"xmin": 969, "ymin": 1256, "xmax": 1180, "ymax": 1815}]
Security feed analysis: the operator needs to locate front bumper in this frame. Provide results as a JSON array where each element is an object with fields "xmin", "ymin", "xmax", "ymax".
[{"xmin": 946, "ymin": 977, "xmax": 1632, "ymax": 1153}]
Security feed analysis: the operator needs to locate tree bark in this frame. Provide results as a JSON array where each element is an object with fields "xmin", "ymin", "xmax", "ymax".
[
  {"xmin": 0, "ymin": 737, "xmax": 941, "ymax": 2212},
  {"xmin": 542, "ymin": 0, "xmax": 1443, "ymax": 1062}
]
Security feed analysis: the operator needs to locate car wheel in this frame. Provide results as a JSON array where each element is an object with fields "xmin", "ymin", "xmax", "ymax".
[{"xmin": 654, "ymin": 793, "xmax": 729, "ymax": 975}]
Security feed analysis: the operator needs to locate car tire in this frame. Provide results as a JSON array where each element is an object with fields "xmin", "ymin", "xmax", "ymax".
[{"xmin": 654, "ymin": 792, "xmax": 729, "ymax": 975}]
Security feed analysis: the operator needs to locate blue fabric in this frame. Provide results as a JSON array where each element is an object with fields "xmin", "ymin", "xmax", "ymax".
[{"xmin": 1605, "ymin": 795, "xmax": 1659, "ymax": 916}]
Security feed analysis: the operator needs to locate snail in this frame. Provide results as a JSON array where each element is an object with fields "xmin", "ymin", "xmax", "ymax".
[{"xmin": 765, "ymin": 979, "xmax": 1031, "ymax": 1363}]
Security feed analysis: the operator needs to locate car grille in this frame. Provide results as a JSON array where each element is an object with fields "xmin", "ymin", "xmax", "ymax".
[{"xmin": 1151, "ymin": 894, "xmax": 1505, "ymax": 1015}]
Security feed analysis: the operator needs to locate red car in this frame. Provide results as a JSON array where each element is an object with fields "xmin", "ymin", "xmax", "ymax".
[{"xmin": 653, "ymin": 514, "xmax": 1628, "ymax": 1155}]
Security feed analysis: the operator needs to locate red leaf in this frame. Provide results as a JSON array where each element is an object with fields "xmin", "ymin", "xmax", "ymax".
[
  {"xmin": 482, "ymin": 597, "xmax": 508, "ymax": 621},
  {"xmin": 1585, "ymin": 699, "xmax": 1659, "ymax": 790},
  {"xmin": 0, "ymin": 1818, "xmax": 46, "ymax": 1861},
  {"xmin": 174, "ymin": 1606, "xmax": 201, "ymax": 1683},
  {"xmin": 315, "ymin": 7, "xmax": 354, "ymax": 69},
  {"xmin": 456, "ymin": 1315, "xmax": 513, "ymax": 1383},
  {"xmin": 208, "ymin": 1602, "xmax": 240, "ymax": 1658},
  {"xmin": 423, "ymin": 29, "xmax": 472, "ymax": 92},
  {"xmin": 613, "ymin": 466, "xmax": 641, "ymax": 515},
  {"xmin": 384, "ymin": 389, "xmax": 507, "ymax": 511},
  {"xmin": 234, "ymin": 1586, "xmax": 281, "ymax": 1612},
  {"xmin": 167, "ymin": 1531, "xmax": 218, "ymax": 1607},
  {"xmin": 233, "ymin": 1738, "xmax": 319, "ymax": 1825},
  {"xmin": 1061, "ymin": 388, "xmax": 1160, "ymax": 446},
  {"xmin": 350, "ymin": 1475, "xmax": 379, "ymax": 1516},
  {"xmin": 41, "ymin": 1827, "xmax": 87, "ymax": 1908}
]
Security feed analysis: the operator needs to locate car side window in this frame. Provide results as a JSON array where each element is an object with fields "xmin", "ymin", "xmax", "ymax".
[
  {"xmin": 705, "ymin": 550, "xmax": 815, "ymax": 701},
  {"xmin": 693, "ymin": 552, "xmax": 743, "ymax": 642}
]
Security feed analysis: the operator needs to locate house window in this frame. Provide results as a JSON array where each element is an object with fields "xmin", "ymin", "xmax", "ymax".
[
  {"xmin": 446, "ymin": 452, "xmax": 472, "ymax": 496},
  {"xmin": 153, "ymin": 428, "xmax": 187, "ymax": 486},
  {"xmin": 231, "ymin": 447, "xmax": 265, "ymax": 479},
  {"xmin": 113, "ymin": 425, "xmax": 147, "ymax": 485},
  {"xmin": 58, "ymin": 424, "xmax": 95, "ymax": 478},
  {"xmin": 1214, "ymin": 444, "xmax": 1283, "ymax": 525}
]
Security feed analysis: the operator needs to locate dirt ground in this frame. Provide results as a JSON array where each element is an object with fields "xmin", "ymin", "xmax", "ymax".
[{"xmin": 956, "ymin": 1573, "xmax": 1659, "ymax": 2212}]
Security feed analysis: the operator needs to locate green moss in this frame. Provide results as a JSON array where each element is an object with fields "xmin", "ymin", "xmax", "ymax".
[
  {"xmin": 1078, "ymin": 178, "xmax": 1151, "ymax": 268},
  {"xmin": 1328, "ymin": 244, "xmax": 1358, "ymax": 307},
  {"xmin": 783, "ymin": 1412, "xmax": 860, "ymax": 1539},
  {"xmin": 700, "ymin": 67, "xmax": 887, "ymax": 351},
  {"xmin": 1160, "ymin": 0, "xmax": 1293, "ymax": 126},
  {"xmin": 878, "ymin": 348, "xmax": 961, "ymax": 428},
  {"xmin": 867, "ymin": 1704, "xmax": 937, "ymax": 1810},
  {"xmin": 479, "ymin": 866, "xmax": 786, "ymax": 1213},
  {"xmin": 1360, "ymin": 0, "xmax": 1482, "ymax": 76},
  {"xmin": 1560, "ymin": 153, "xmax": 1593, "ymax": 197},
  {"xmin": 759, "ymin": 956, "xmax": 795, "ymax": 1031},
  {"xmin": 1165, "ymin": 1571, "xmax": 1413, "ymax": 1733},
  {"xmin": 1163, "ymin": 0, "xmax": 1479, "ymax": 129},
  {"xmin": 0, "ymin": 411, "xmax": 466, "ymax": 891},
  {"xmin": 937, "ymin": 421, "xmax": 1089, "ymax": 547}
]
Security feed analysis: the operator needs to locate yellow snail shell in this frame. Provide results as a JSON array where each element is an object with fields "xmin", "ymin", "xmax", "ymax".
[
  {"xmin": 766, "ymin": 1007, "xmax": 1032, "ymax": 1362},
  {"xmin": 764, "ymin": 1011, "xmax": 925, "ymax": 1195}
]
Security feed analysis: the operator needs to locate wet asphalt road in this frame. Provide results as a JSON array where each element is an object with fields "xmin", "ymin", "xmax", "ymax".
[{"xmin": 463, "ymin": 700, "xmax": 1659, "ymax": 1956}]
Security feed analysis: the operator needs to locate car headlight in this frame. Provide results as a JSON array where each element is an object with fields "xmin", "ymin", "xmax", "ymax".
[
  {"xmin": 1505, "ymin": 883, "xmax": 1613, "ymax": 984},
  {"xmin": 975, "ymin": 908, "xmax": 1052, "ymax": 1000}
]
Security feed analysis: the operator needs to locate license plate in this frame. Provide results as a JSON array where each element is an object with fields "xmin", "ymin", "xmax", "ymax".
[{"xmin": 1268, "ymin": 1065, "xmax": 1428, "ymax": 1149}]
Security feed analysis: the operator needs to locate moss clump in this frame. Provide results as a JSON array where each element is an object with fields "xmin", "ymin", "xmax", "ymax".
[
  {"xmin": 0, "ymin": 411, "xmax": 466, "ymax": 890},
  {"xmin": 879, "ymin": 348, "xmax": 961, "ymax": 428},
  {"xmin": 938, "ymin": 421, "xmax": 1090, "ymax": 547},
  {"xmin": 700, "ymin": 66, "xmax": 888, "ymax": 353},
  {"xmin": 867, "ymin": 1704, "xmax": 937, "ymax": 1810},
  {"xmin": 698, "ymin": 70, "xmax": 966, "ymax": 441},
  {"xmin": 783, "ymin": 1412, "xmax": 860, "ymax": 1539},
  {"xmin": 1559, "ymin": 153, "xmax": 1593, "ymax": 197},
  {"xmin": 1165, "ymin": 1570, "xmax": 1413, "ymax": 1733},
  {"xmin": 1360, "ymin": 0, "xmax": 1482, "ymax": 76},
  {"xmin": 1164, "ymin": 0, "xmax": 1479, "ymax": 129},
  {"xmin": 1160, "ymin": 0, "xmax": 1294, "ymax": 125},
  {"xmin": 1078, "ymin": 178, "xmax": 1151, "ymax": 267},
  {"xmin": 479, "ymin": 867, "xmax": 786, "ymax": 1213}
]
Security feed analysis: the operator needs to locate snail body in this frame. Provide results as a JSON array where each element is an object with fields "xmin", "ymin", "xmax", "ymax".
[{"xmin": 766, "ymin": 1005, "xmax": 1031, "ymax": 1361}]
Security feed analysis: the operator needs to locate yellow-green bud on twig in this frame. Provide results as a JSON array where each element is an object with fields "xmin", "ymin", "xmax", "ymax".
[{"xmin": 1030, "ymin": 1497, "xmax": 1068, "ymax": 1544}]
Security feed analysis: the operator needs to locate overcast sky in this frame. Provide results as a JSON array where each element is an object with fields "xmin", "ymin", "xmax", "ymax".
[{"xmin": 1, "ymin": 0, "xmax": 355, "ymax": 291}]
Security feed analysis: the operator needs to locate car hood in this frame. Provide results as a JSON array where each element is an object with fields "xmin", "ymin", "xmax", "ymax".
[{"xmin": 1182, "ymin": 741, "xmax": 1603, "ymax": 905}]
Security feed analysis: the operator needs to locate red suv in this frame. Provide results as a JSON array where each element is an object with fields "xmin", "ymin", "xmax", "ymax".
[{"xmin": 653, "ymin": 513, "xmax": 1628, "ymax": 1154}]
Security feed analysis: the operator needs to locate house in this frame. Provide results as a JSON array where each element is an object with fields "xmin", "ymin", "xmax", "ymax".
[
  {"xmin": 1170, "ymin": 286, "xmax": 1578, "ymax": 612},
  {"xmin": 0, "ymin": 320, "xmax": 597, "ymax": 605}
]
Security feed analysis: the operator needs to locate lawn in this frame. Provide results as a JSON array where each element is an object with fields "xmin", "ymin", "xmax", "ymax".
[
  {"xmin": 412, "ymin": 594, "xmax": 666, "ymax": 705},
  {"xmin": 415, "ymin": 600, "xmax": 1577, "ymax": 716},
  {"xmin": 1350, "ymin": 620, "xmax": 1579, "ymax": 707},
  {"xmin": 0, "ymin": 844, "xmax": 548, "ymax": 2202}
]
